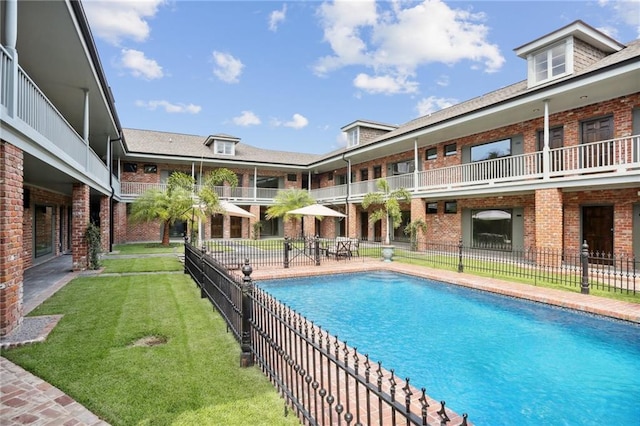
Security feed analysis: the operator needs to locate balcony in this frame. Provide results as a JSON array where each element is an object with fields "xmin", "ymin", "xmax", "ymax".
[
  {"xmin": 119, "ymin": 135, "xmax": 639, "ymax": 204},
  {"xmin": 1, "ymin": 46, "xmax": 114, "ymax": 195}
]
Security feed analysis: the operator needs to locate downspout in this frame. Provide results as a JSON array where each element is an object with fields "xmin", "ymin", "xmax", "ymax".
[{"xmin": 342, "ymin": 153, "xmax": 350, "ymax": 237}]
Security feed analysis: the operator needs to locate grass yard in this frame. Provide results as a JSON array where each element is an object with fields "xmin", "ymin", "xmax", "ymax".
[
  {"xmin": 2, "ymin": 272, "xmax": 299, "ymax": 426},
  {"xmin": 112, "ymin": 242, "xmax": 183, "ymax": 255},
  {"xmin": 101, "ymin": 256, "xmax": 184, "ymax": 274}
]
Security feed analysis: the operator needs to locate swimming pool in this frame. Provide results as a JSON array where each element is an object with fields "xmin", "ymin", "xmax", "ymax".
[{"xmin": 258, "ymin": 271, "xmax": 640, "ymax": 425}]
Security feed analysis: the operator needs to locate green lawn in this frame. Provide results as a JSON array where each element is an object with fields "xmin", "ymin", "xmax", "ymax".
[
  {"xmin": 112, "ymin": 242, "xmax": 183, "ymax": 254},
  {"xmin": 2, "ymin": 272, "xmax": 299, "ymax": 426},
  {"xmin": 101, "ymin": 257, "xmax": 184, "ymax": 273}
]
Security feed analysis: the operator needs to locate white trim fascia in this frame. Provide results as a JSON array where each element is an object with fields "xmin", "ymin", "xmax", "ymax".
[
  {"xmin": 515, "ymin": 21, "xmax": 624, "ymax": 58},
  {"xmin": 341, "ymin": 120, "xmax": 397, "ymax": 132},
  {"xmin": 65, "ymin": 0, "xmax": 120, "ymax": 134},
  {"xmin": 342, "ymin": 61, "xmax": 639, "ymax": 159}
]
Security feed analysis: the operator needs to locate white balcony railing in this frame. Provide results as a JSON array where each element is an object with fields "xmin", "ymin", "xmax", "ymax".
[
  {"xmin": 119, "ymin": 136, "xmax": 639, "ymax": 203},
  {"xmin": 1, "ymin": 45, "xmax": 113, "ymax": 192}
]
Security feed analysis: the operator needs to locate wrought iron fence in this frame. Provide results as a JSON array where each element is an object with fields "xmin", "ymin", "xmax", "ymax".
[
  {"xmin": 194, "ymin": 236, "xmax": 637, "ymax": 295},
  {"xmin": 184, "ymin": 242, "xmax": 470, "ymax": 425},
  {"xmin": 200, "ymin": 236, "xmax": 381, "ymax": 269},
  {"xmin": 393, "ymin": 240, "xmax": 638, "ymax": 295}
]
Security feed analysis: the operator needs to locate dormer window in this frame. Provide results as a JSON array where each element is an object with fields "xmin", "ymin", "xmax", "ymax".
[
  {"xmin": 531, "ymin": 41, "xmax": 570, "ymax": 85},
  {"xmin": 215, "ymin": 140, "xmax": 235, "ymax": 155},
  {"xmin": 204, "ymin": 134, "xmax": 240, "ymax": 155},
  {"xmin": 346, "ymin": 128, "xmax": 359, "ymax": 148}
]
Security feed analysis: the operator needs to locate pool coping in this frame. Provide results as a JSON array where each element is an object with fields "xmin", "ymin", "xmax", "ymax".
[{"xmin": 249, "ymin": 260, "xmax": 640, "ymax": 324}]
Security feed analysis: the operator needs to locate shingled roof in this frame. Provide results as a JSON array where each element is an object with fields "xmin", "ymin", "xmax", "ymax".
[{"xmin": 123, "ymin": 128, "xmax": 322, "ymax": 166}]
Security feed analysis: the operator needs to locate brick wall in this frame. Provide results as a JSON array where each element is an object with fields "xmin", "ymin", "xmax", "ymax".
[
  {"xmin": 100, "ymin": 196, "xmax": 110, "ymax": 252},
  {"xmin": 0, "ymin": 141, "xmax": 24, "ymax": 336},
  {"xmin": 535, "ymin": 189, "xmax": 563, "ymax": 250},
  {"xmin": 72, "ymin": 183, "xmax": 90, "ymax": 271},
  {"xmin": 563, "ymin": 188, "xmax": 638, "ymax": 255}
]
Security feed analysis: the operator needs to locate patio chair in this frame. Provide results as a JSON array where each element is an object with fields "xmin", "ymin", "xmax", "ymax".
[{"xmin": 326, "ymin": 237, "xmax": 352, "ymax": 259}]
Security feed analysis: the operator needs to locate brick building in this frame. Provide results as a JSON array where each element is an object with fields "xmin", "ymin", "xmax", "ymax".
[{"xmin": 1, "ymin": 1, "xmax": 639, "ymax": 338}]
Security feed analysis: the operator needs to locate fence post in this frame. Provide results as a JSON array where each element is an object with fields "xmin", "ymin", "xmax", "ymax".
[
  {"xmin": 200, "ymin": 245, "xmax": 206, "ymax": 288},
  {"xmin": 581, "ymin": 240, "xmax": 590, "ymax": 294},
  {"xmin": 284, "ymin": 236, "xmax": 290, "ymax": 269},
  {"xmin": 240, "ymin": 258, "xmax": 254, "ymax": 367},
  {"xmin": 458, "ymin": 239, "xmax": 464, "ymax": 273},
  {"xmin": 315, "ymin": 235, "xmax": 321, "ymax": 266}
]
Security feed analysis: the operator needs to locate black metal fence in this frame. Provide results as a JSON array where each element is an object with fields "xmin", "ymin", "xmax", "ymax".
[
  {"xmin": 200, "ymin": 236, "xmax": 381, "ymax": 269},
  {"xmin": 184, "ymin": 242, "xmax": 469, "ymax": 425},
  {"xmin": 196, "ymin": 236, "xmax": 637, "ymax": 295},
  {"xmin": 393, "ymin": 240, "xmax": 638, "ymax": 295}
]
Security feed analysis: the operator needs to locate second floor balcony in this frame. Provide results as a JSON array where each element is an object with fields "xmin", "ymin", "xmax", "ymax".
[{"xmin": 120, "ymin": 135, "xmax": 640, "ymax": 204}]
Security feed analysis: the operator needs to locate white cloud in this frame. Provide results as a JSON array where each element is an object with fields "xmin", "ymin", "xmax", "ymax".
[
  {"xmin": 233, "ymin": 111, "xmax": 261, "ymax": 126},
  {"xmin": 83, "ymin": 0, "xmax": 166, "ymax": 45},
  {"xmin": 283, "ymin": 113, "xmax": 309, "ymax": 129},
  {"xmin": 135, "ymin": 100, "xmax": 201, "ymax": 114},
  {"xmin": 599, "ymin": 0, "xmax": 640, "ymax": 39},
  {"xmin": 212, "ymin": 51, "xmax": 244, "ymax": 83},
  {"xmin": 415, "ymin": 95, "xmax": 458, "ymax": 116},
  {"xmin": 120, "ymin": 49, "xmax": 163, "ymax": 79},
  {"xmin": 314, "ymin": 0, "xmax": 505, "ymax": 94},
  {"xmin": 269, "ymin": 4, "xmax": 287, "ymax": 32},
  {"xmin": 353, "ymin": 73, "xmax": 418, "ymax": 95},
  {"xmin": 436, "ymin": 75, "xmax": 450, "ymax": 87}
]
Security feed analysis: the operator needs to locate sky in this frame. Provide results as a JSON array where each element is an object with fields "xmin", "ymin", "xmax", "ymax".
[{"xmin": 83, "ymin": 0, "xmax": 640, "ymax": 155}]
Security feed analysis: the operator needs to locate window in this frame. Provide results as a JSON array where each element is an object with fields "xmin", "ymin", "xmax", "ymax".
[
  {"xmin": 214, "ymin": 140, "xmax": 235, "ymax": 155},
  {"xmin": 373, "ymin": 166, "xmax": 382, "ymax": 179},
  {"xmin": 444, "ymin": 143, "xmax": 457, "ymax": 156},
  {"xmin": 143, "ymin": 164, "xmax": 157, "ymax": 174},
  {"xmin": 472, "ymin": 209, "xmax": 512, "ymax": 251},
  {"xmin": 287, "ymin": 173, "xmax": 297, "ymax": 182},
  {"xmin": 426, "ymin": 202, "xmax": 438, "ymax": 214},
  {"xmin": 390, "ymin": 160, "xmax": 414, "ymax": 175},
  {"xmin": 537, "ymin": 127, "xmax": 564, "ymax": 151},
  {"xmin": 425, "ymin": 147, "xmax": 437, "ymax": 160},
  {"xmin": 471, "ymin": 139, "xmax": 511, "ymax": 162},
  {"xmin": 346, "ymin": 128, "xmax": 359, "ymax": 148},
  {"xmin": 444, "ymin": 201, "xmax": 457, "ymax": 214},
  {"xmin": 360, "ymin": 169, "xmax": 369, "ymax": 181},
  {"xmin": 123, "ymin": 162, "xmax": 137, "ymax": 173},
  {"xmin": 533, "ymin": 42, "xmax": 567, "ymax": 84}
]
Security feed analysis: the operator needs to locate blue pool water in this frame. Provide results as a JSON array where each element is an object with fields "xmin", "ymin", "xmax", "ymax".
[{"xmin": 258, "ymin": 271, "xmax": 640, "ymax": 426}]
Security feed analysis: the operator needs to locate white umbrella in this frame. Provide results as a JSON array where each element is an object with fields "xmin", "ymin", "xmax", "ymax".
[
  {"xmin": 219, "ymin": 200, "xmax": 255, "ymax": 218},
  {"xmin": 472, "ymin": 210, "xmax": 511, "ymax": 220},
  {"xmin": 287, "ymin": 204, "xmax": 346, "ymax": 218}
]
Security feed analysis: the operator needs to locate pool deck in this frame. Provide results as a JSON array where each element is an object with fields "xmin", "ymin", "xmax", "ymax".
[{"xmin": 1, "ymin": 254, "xmax": 638, "ymax": 426}]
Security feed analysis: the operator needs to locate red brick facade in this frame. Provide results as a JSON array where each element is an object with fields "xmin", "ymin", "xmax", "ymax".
[
  {"xmin": 71, "ymin": 184, "xmax": 90, "ymax": 271},
  {"xmin": 0, "ymin": 142, "xmax": 24, "ymax": 336}
]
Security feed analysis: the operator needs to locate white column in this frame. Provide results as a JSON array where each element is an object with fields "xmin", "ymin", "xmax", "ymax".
[
  {"xmin": 253, "ymin": 167, "xmax": 257, "ymax": 200},
  {"xmin": 4, "ymin": 0, "xmax": 18, "ymax": 117},
  {"xmin": 83, "ymin": 89, "xmax": 89, "ymax": 169},
  {"xmin": 542, "ymin": 99, "xmax": 550, "ymax": 179},
  {"xmin": 83, "ymin": 89, "xmax": 90, "ymax": 142},
  {"xmin": 413, "ymin": 139, "xmax": 419, "ymax": 192}
]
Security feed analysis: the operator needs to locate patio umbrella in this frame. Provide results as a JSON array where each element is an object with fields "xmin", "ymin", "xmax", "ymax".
[
  {"xmin": 219, "ymin": 200, "xmax": 255, "ymax": 218},
  {"xmin": 287, "ymin": 204, "xmax": 346, "ymax": 218},
  {"xmin": 472, "ymin": 210, "xmax": 511, "ymax": 220}
]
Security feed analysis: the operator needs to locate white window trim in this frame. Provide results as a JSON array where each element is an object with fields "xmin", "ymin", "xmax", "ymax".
[
  {"xmin": 346, "ymin": 128, "xmax": 359, "ymax": 148},
  {"xmin": 526, "ymin": 38, "xmax": 573, "ymax": 87},
  {"xmin": 214, "ymin": 140, "xmax": 235, "ymax": 155}
]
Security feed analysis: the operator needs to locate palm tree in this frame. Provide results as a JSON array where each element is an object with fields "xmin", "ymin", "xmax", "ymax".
[
  {"xmin": 361, "ymin": 178, "xmax": 411, "ymax": 245},
  {"xmin": 130, "ymin": 169, "xmax": 237, "ymax": 246},
  {"xmin": 265, "ymin": 188, "xmax": 315, "ymax": 233}
]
